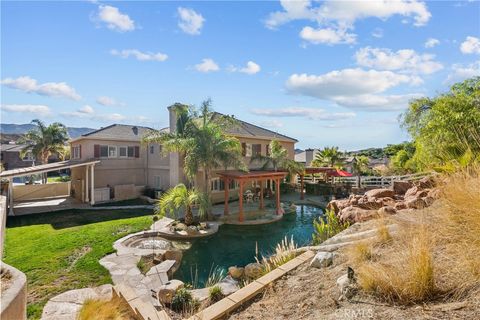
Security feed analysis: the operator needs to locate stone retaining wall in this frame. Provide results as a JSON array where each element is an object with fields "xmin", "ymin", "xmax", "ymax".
[{"xmin": 0, "ymin": 262, "xmax": 27, "ymax": 320}]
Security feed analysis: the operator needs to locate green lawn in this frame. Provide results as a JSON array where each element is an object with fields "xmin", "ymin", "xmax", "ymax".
[{"xmin": 3, "ymin": 208, "xmax": 153, "ymax": 320}]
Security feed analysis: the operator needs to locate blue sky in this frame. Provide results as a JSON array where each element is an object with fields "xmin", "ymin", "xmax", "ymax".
[{"xmin": 1, "ymin": 0, "xmax": 479, "ymax": 150}]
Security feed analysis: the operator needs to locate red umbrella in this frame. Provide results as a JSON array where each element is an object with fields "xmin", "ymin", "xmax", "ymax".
[{"xmin": 327, "ymin": 169, "xmax": 353, "ymax": 177}]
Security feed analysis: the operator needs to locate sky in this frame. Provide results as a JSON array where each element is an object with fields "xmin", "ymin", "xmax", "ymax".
[{"xmin": 1, "ymin": 0, "xmax": 479, "ymax": 150}]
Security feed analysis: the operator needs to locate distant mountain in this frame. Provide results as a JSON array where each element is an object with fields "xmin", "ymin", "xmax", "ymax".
[{"xmin": 0, "ymin": 123, "xmax": 96, "ymax": 138}]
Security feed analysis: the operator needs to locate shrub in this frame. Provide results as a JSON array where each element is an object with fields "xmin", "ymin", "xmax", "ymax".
[
  {"xmin": 349, "ymin": 242, "xmax": 373, "ymax": 263},
  {"xmin": 312, "ymin": 209, "xmax": 350, "ymax": 245},
  {"xmin": 170, "ymin": 288, "xmax": 198, "ymax": 313},
  {"xmin": 205, "ymin": 266, "xmax": 225, "ymax": 288},
  {"xmin": 208, "ymin": 285, "xmax": 224, "ymax": 303},
  {"xmin": 256, "ymin": 236, "xmax": 297, "ymax": 274},
  {"xmin": 78, "ymin": 297, "xmax": 131, "ymax": 320}
]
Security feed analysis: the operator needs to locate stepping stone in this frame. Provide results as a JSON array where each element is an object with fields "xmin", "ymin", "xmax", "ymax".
[{"xmin": 146, "ymin": 260, "xmax": 176, "ymax": 276}]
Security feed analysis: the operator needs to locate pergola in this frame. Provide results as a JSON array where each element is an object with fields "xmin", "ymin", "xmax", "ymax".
[
  {"xmin": 217, "ymin": 170, "xmax": 288, "ymax": 222},
  {"xmin": 0, "ymin": 159, "xmax": 100, "ymax": 215}
]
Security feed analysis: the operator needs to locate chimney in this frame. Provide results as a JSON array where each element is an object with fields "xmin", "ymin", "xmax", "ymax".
[
  {"xmin": 168, "ymin": 103, "xmax": 180, "ymax": 134},
  {"xmin": 305, "ymin": 148, "xmax": 315, "ymax": 166}
]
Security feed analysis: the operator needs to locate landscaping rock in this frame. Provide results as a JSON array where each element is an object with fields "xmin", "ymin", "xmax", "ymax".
[
  {"xmin": 364, "ymin": 188, "xmax": 395, "ymax": 199},
  {"xmin": 424, "ymin": 196, "xmax": 435, "ymax": 206},
  {"xmin": 406, "ymin": 197, "xmax": 427, "ymax": 209},
  {"xmin": 164, "ymin": 250, "xmax": 183, "ymax": 275},
  {"xmin": 378, "ymin": 205, "xmax": 396, "ymax": 215},
  {"xmin": 417, "ymin": 176, "xmax": 436, "ymax": 189},
  {"xmin": 158, "ymin": 280, "xmax": 184, "ymax": 304},
  {"xmin": 309, "ymin": 251, "xmax": 335, "ymax": 268},
  {"xmin": 428, "ymin": 188, "xmax": 441, "ymax": 199},
  {"xmin": 218, "ymin": 275, "xmax": 240, "ymax": 295},
  {"xmin": 356, "ymin": 197, "xmax": 384, "ymax": 210},
  {"xmin": 339, "ymin": 206, "xmax": 378, "ymax": 223},
  {"xmin": 174, "ymin": 223, "xmax": 188, "ymax": 232},
  {"xmin": 336, "ymin": 267, "xmax": 357, "ymax": 300},
  {"xmin": 244, "ymin": 263, "xmax": 264, "ymax": 279},
  {"xmin": 326, "ymin": 199, "xmax": 350, "ymax": 214},
  {"xmin": 228, "ymin": 266, "xmax": 245, "ymax": 279},
  {"xmin": 190, "ymin": 287, "xmax": 210, "ymax": 302},
  {"xmin": 380, "ymin": 197, "xmax": 396, "ymax": 207},
  {"xmin": 404, "ymin": 186, "xmax": 419, "ymax": 199},
  {"xmin": 393, "ymin": 180, "xmax": 413, "ymax": 195},
  {"xmin": 394, "ymin": 201, "xmax": 407, "ymax": 210}
]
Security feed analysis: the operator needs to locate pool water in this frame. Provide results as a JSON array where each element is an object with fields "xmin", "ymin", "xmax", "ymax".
[{"xmin": 175, "ymin": 205, "xmax": 323, "ymax": 287}]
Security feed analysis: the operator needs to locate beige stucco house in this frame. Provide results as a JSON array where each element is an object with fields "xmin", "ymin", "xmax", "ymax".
[{"xmin": 69, "ymin": 105, "xmax": 297, "ymax": 203}]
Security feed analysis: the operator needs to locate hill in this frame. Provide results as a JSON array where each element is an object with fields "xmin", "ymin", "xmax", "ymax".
[{"xmin": 0, "ymin": 123, "xmax": 95, "ymax": 138}]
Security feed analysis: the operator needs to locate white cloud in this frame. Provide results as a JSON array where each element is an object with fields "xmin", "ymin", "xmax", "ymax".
[
  {"xmin": 300, "ymin": 26, "xmax": 356, "ymax": 45},
  {"xmin": 355, "ymin": 47, "xmax": 443, "ymax": 74},
  {"xmin": 251, "ymin": 107, "xmax": 356, "ymax": 120},
  {"xmin": 286, "ymin": 68, "xmax": 420, "ymax": 99},
  {"xmin": 444, "ymin": 61, "xmax": 480, "ymax": 84},
  {"xmin": 0, "ymin": 104, "xmax": 51, "ymax": 116},
  {"xmin": 333, "ymin": 93, "xmax": 422, "ymax": 111},
  {"xmin": 265, "ymin": 0, "xmax": 431, "ymax": 44},
  {"xmin": 96, "ymin": 96, "xmax": 116, "ymax": 106},
  {"xmin": 194, "ymin": 58, "xmax": 219, "ymax": 73},
  {"xmin": 177, "ymin": 7, "xmax": 205, "ymax": 35},
  {"xmin": 229, "ymin": 61, "xmax": 261, "ymax": 75},
  {"xmin": 78, "ymin": 105, "xmax": 94, "ymax": 114},
  {"xmin": 110, "ymin": 49, "xmax": 168, "ymax": 62},
  {"xmin": 1, "ymin": 76, "xmax": 81, "ymax": 100},
  {"xmin": 371, "ymin": 28, "xmax": 384, "ymax": 38},
  {"xmin": 97, "ymin": 5, "xmax": 135, "ymax": 32},
  {"xmin": 460, "ymin": 36, "xmax": 480, "ymax": 54},
  {"xmin": 424, "ymin": 38, "xmax": 440, "ymax": 48}
]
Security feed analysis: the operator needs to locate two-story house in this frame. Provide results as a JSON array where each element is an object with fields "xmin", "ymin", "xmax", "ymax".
[{"xmin": 69, "ymin": 104, "xmax": 297, "ymax": 203}]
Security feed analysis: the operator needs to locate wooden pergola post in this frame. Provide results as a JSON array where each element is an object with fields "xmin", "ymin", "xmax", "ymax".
[
  {"xmin": 224, "ymin": 178, "xmax": 230, "ymax": 215},
  {"xmin": 238, "ymin": 180, "xmax": 244, "ymax": 222},
  {"xmin": 259, "ymin": 179, "xmax": 264, "ymax": 210},
  {"xmin": 300, "ymin": 174, "xmax": 304, "ymax": 200},
  {"xmin": 275, "ymin": 178, "xmax": 281, "ymax": 215}
]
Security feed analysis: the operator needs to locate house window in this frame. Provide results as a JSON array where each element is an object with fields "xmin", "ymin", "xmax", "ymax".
[
  {"xmin": 108, "ymin": 146, "xmax": 117, "ymax": 158},
  {"xmin": 72, "ymin": 146, "xmax": 81, "ymax": 159},
  {"xmin": 100, "ymin": 145, "xmax": 108, "ymax": 157},
  {"xmin": 127, "ymin": 146, "xmax": 134, "ymax": 157},
  {"xmin": 119, "ymin": 146, "xmax": 127, "ymax": 157},
  {"xmin": 252, "ymin": 144, "xmax": 261, "ymax": 156},
  {"xmin": 211, "ymin": 178, "xmax": 225, "ymax": 191},
  {"xmin": 154, "ymin": 176, "xmax": 162, "ymax": 188},
  {"xmin": 245, "ymin": 144, "xmax": 252, "ymax": 157},
  {"xmin": 266, "ymin": 144, "xmax": 270, "ymax": 156},
  {"xmin": 150, "ymin": 145, "xmax": 154, "ymax": 154}
]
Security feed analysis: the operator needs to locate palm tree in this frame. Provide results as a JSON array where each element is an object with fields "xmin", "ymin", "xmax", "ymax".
[
  {"xmin": 19, "ymin": 119, "xmax": 69, "ymax": 183},
  {"xmin": 251, "ymin": 139, "xmax": 304, "ymax": 183},
  {"xmin": 156, "ymin": 184, "xmax": 207, "ymax": 225},
  {"xmin": 311, "ymin": 146, "xmax": 346, "ymax": 168},
  {"xmin": 144, "ymin": 99, "xmax": 245, "ymax": 214},
  {"xmin": 352, "ymin": 155, "xmax": 370, "ymax": 187}
]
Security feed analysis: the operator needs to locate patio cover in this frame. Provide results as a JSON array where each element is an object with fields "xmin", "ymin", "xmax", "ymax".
[{"xmin": 0, "ymin": 159, "xmax": 100, "ymax": 178}]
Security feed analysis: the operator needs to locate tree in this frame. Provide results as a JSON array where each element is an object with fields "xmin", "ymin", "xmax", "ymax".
[
  {"xmin": 352, "ymin": 155, "xmax": 370, "ymax": 175},
  {"xmin": 251, "ymin": 139, "xmax": 304, "ymax": 182},
  {"xmin": 19, "ymin": 119, "xmax": 69, "ymax": 183},
  {"xmin": 156, "ymin": 184, "xmax": 207, "ymax": 225},
  {"xmin": 401, "ymin": 77, "xmax": 480, "ymax": 170},
  {"xmin": 311, "ymin": 146, "xmax": 346, "ymax": 168},
  {"xmin": 144, "ymin": 99, "xmax": 245, "ymax": 214}
]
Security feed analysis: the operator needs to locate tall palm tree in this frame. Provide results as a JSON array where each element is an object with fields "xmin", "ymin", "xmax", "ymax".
[
  {"xmin": 311, "ymin": 146, "xmax": 346, "ymax": 168},
  {"xmin": 19, "ymin": 119, "xmax": 69, "ymax": 183},
  {"xmin": 144, "ymin": 99, "xmax": 245, "ymax": 214},
  {"xmin": 156, "ymin": 184, "xmax": 207, "ymax": 225},
  {"xmin": 251, "ymin": 139, "xmax": 304, "ymax": 182},
  {"xmin": 352, "ymin": 155, "xmax": 370, "ymax": 187}
]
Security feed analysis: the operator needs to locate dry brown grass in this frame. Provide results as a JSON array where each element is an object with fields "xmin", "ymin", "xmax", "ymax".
[
  {"xmin": 256, "ymin": 236, "xmax": 297, "ymax": 275},
  {"xmin": 351, "ymin": 168, "xmax": 480, "ymax": 305},
  {"xmin": 77, "ymin": 297, "xmax": 133, "ymax": 320},
  {"xmin": 347, "ymin": 242, "xmax": 373, "ymax": 264}
]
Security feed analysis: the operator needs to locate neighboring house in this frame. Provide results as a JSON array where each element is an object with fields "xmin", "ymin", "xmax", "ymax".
[
  {"xmin": 69, "ymin": 105, "xmax": 297, "ymax": 203},
  {"xmin": 0, "ymin": 143, "xmax": 35, "ymax": 171},
  {"xmin": 295, "ymin": 148, "xmax": 320, "ymax": 167}
]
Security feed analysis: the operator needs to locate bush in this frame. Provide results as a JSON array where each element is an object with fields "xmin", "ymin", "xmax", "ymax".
[
  {"xmin": 208, "ymin": 285, "xmax": 224, "ymax": 303},
  {"xmin": 78, "ymin": 297, "xmax": 131, "ymax": 320},
  {"xmin": 170, "ymin": 288, "xmax": 197, "ymax": 313},
  {"xmin": 312, "ymin": 209, "xmax": 350, "ymax": 245}
]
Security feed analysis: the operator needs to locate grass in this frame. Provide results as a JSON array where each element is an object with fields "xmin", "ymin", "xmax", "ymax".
[
  {"xmin": 93, "ymin": 198, "xmax": 150, "ymax": 207},
  {"xmin": 352, "ymin": 167, "xmax": 480, "ymax": 305},
  {"xmin": 256, "ymin": 236, "xmax": 297, "ymax": 275},
  {"xmin": 78, "ymin": 297, "xmax": 134, "ymax": 320},
  {"xmin": 3, "ymin": 208, "xmax": 152, "ymax": 320}
]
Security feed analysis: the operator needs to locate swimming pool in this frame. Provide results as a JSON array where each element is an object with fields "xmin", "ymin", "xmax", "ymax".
[{"xmin": 175, "ymin": 204, "xmax": 323, "ymax": 286}]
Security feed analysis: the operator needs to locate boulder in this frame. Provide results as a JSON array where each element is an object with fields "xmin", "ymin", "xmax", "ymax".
[
  {"xmin": 174, "ymin": 223, "xmax": 188, "ymax": 232},
  {"xmin": 326, "ymin": 199, "xmax": 350, "ymax": 214},
  {"xmin": 310, "ymin": 251, "xmax": 335, "ymax": 268},
  {"xmin": 428, "ymin": 188, "xmax": 441, "ymax": 199},
  {"xmin": 336, "ymin": 267, "xmax": 357, "ymax": 300},
  {"xmin": 356, "ymin": 198, "xmax": 384, "ymax": 210},
  {"xmin": 364, "ymin": 188, "xmax": 395, "ymax": 199},
  {"xmin": 164, "ymin": 250, "xmax": 183, "ymax": 275},
  {"xmin": 244, "ymin": 263, "xmax": 264, "ymax": 279},
  {"xmin": 406, "ymin": 197, "xmax": 427, "ymax": 209},
  {"xmin": 380, "ymin": 197, "xmax": 396, "ymax": 207},
  {"xmin": 423, "ymin": 196, "xmax": 435, "ymax": 207},
  {"xmin": 393, "ymin": 180, "xmax": 413, "ymax": 195},
  {"xmin": 339, "ymin": 206, "xmax": 378, "ymax": 223},
  {"xmin": 218, "ymin": 276, "xmax": 240, "ymax": 295},
  {"xmin": 158, "ymin": 280, "xmax": 184, "ymax": 304},
  {"xmin": 417, "ymin": 176, "xmax": 436, "ymax": 189},
  {"xmin": 378, "ymin": 206, "xmax": 396, "ymax": 215},
  {"xmin": 404, "ymin": 186, "xmax": 419, "ymax": 199},
  {"xmin": 228, "ymin": 266, "xmax": 244, "ymax": 280},
  {"xmin": 394, "ymin": 201, "xmax": 407, "ymax": 210}
]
